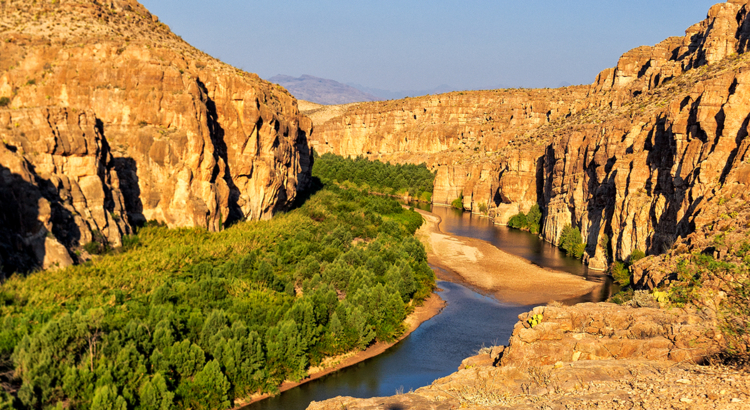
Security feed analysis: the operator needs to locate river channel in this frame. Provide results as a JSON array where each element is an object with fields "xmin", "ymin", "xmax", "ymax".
[{"xmin": 245, "ymin": 206, "xmax": 610, "ymax": 410}]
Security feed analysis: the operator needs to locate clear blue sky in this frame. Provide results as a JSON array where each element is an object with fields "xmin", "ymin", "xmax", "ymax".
[{"xmin": 140, "ymin": 0, "xmax": 721, "ymax": 91}]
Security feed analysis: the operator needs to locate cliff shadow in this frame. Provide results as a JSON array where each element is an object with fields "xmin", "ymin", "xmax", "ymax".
[
  {"xmin": 196, "ymin": 79, "xmax": 244, "ymax": 228},
  {"xmin": 288, "ymin": 176, "xmax": 324, "ymax": 211},
  {"xmin": 0, "ymin": 162, "xmax": 79, "ymax": 277},
  {"xmin": 112, "ymin": 157, "xmax": 145, "ymax": 228}
]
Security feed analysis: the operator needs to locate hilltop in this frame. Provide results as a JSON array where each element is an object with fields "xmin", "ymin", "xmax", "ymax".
[
  {"xmin": 269, "ymin": 75, "xmax": 379, "ymax": 105},
  {"xmin": 0, "ymin": 0, "xmax": 312, "ymax": 273}
]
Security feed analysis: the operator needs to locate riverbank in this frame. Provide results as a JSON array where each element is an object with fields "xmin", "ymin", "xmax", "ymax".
[
  {"xmin": 415, "ymin": 209, "xmax": 598, "ymax": 305},
  {"xmin": 238, "ymin": 291, "xmax": 446, "ymax": 408}
]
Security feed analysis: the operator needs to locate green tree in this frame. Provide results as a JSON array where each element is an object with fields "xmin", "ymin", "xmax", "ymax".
[
  {"xmin": 138, "ymin": 373, "xmax": 174, "ymax": 410},
  {"xmin": 526, "ymin": 204, "xmax": 542, "ymax": 234},
  {"xmin": 182, "ymin": 360, "xmax": 231, "ymax": 410},
  {"xmin": 265, "ymin": 320, "xmax": 308, "ymax": 382},
  {"xmin": 451, "ymin": 195, "xmax": 464, "ymax": 210},
  {"xmin": 559, "ymin": 224, "xmax": 586, "ymax": 259},
  {"xmin": 91, "ymin": 385, "xmax": 127, "ymax": 410}
]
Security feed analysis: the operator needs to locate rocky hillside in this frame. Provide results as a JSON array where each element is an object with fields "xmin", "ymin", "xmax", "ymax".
[
  {"xmin": 308, "ymin": 0, "xmax": 750, "ymax": 270},
  {"xmin": 0, "ymin": 0, "xmax": 312, "ymax": 274},
  {"xmin": 308, "ymin": 303, "xmax": 748, "ymax": 409}
]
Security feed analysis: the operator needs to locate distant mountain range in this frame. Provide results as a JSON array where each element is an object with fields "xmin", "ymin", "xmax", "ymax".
[
  {"xmin": 269, "ymin": 74, "xmax": 579, "ymax": 105},
  {"xmin": 269, "ymin": 74, "xmax": 493, "ymax": 105},
  {"xmin": 268, "ymin": 75, "xmax": 379, "ymax": 105}
]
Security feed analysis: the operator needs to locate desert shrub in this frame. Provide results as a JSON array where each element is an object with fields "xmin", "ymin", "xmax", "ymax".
[
  {"xmin": 610, "ymin": 261, "xmax": 630, "ymax": 287},
  {"xmin": 558, "ymin": 224, "xmax": 585, "ymax": 259},
  {"xmin": 507, "ymin": 213, "xmax": 527, "ymax": 229},
  {"xmin": 477, "ymin": 202, "xmax": 488, "ymax": 214},
  {"xmin": 312, "ymin": 153, "xmax": 435, "ymax": 200},
  {"xmin": 451, "ymin": 195, "xmax": 464, "ymax": 210},
  {"xmin": 629, "ymin": 249, "xmax": 646, "ymax": 263},
  {"xmin": 0, "ymin": 97, "xmax": 10, "ymax": 107}
]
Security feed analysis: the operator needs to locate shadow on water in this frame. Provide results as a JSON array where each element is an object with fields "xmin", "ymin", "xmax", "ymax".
[{"xmin": 243, "ymin": 281, "xmax": 529, "ymax": 410}]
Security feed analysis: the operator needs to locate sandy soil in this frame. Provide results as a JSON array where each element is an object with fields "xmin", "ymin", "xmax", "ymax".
[
  {"xmin": 237, "ymin": 292, "xmax": 446, "ymax": 408},
  {"xmin": 415, "ymin": 209, "xmax": 598, "ymax": 305}
]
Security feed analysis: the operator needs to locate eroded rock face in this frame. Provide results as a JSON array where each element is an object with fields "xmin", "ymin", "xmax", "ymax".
[
  {"xmin": 500, "ymin": 304, "xmax": 721, "ymax": 367},
  {"xmin": 307, "ymin": 0, "xmax": 750, "ymax": 266},
  {"xmin": 0, "ymin": 108, "xmax": 129, "ymax": 273},
  {"xmin": 307, "ymin": 87, "xmax": 590, "ymax": 215},
  {"xmin": 0, "ymin": 0, "xmax": 312, "ymax": 272}
]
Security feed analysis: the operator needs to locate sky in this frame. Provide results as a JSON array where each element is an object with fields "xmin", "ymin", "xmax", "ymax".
[{"xmin": 140, "ymin": 0, "xmax": 721, "ymax": 92}]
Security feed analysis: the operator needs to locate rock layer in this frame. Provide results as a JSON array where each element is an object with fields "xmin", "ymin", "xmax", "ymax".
[{"xmin": 0, "ymin": 0, "xmax": 312, "ymax": 273}]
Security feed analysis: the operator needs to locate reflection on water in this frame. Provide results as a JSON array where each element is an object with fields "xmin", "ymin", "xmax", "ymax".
[
  {"xmin": 243, "ymin": 281, "xmax": 528, "ymax": 410},
  {"xmin": 429, "ymin": 206, "xmax": 613, "ymax": 303}
]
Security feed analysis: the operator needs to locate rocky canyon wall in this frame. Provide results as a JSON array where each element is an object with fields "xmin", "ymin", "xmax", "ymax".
[
  {"xmin": 0, "ymin": 0, "xmax": 312, "ymax": 274},
  {"xmin": 308, "ymin": 87, "xmax": 590, "ymax": 215},
  {"xmin": 307, "ymin": 0, "xmax": 750, "ymax": 269}
]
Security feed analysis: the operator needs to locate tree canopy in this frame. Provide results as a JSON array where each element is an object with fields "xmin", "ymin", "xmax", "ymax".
[{"xmin": 0, "ymin": 186, "xmax": 434, "ymax": 409}]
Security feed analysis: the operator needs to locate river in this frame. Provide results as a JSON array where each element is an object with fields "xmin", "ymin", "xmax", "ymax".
[{"xmin": 244, "ymin": 206, "xmax": 610, "ymax": 410}]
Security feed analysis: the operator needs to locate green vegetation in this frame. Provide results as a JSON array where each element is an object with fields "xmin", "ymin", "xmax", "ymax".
[
  {"xmin": 507, "ymin": 204, "xmax": 542, "ymax": 235},
  {"xmin": 663, "ymin": 242, "xmax": 750, "ymax": 360},
  {"xmin": 609, "ymin": 248, "xmax": 647, "ymax": 289},
  {"xmin": 451, "ymin": 195, "xmax": 464, "ymax": 210},
  {"xmin": 0, "ymin": 97, "xmax": 10, "ymax": 107},
  {"xmin": 313, "ymin": 153, "xmax": 435, "ymax": 202},
  {"xmin": 0, "ymin": 186, "xmax": 435, "ymax": 409},
  {"xmin": 558, "ymin": 224, "xmax": 586, "ymax": 259}
]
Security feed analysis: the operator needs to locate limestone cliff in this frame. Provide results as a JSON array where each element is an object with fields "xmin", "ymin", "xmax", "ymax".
[
  {"xmin": 307, "ymin": 0, "xmax": 750, "ymax": 269},
  {"xmin": 0, "ymin": 0, "xmax": 312, "ymax": 274},
  {"xmin": 306, "ymin": 86, "xmax": 590, "ymax": 216}
]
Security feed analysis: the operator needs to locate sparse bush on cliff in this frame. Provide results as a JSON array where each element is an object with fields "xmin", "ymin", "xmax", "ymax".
[
  {"xmin": 477, "ymin": 202, "xmax": 488, "ymax": 214},
  {"xmin": 663, "ymin": 247, "xmax": 750, "ymax": 361},
  {"xmin": 629, "ymin": 249, "xmax": 646, "ymax": 264},
  {"xmin": 0, "ymin": 97, "xmax": 10, "ymax": 107}
]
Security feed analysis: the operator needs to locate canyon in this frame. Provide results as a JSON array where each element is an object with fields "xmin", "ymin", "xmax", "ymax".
[
  {"xmin": 1, "ymin": 0, "xmax": 749, "ymax": 408},
  {"xmin": 306, "ymin": 0, "xmax": 750, "ymax": 270},
  {"xmin": 0, "ymin": 0, "xmax": 312, "ymax": 274}
]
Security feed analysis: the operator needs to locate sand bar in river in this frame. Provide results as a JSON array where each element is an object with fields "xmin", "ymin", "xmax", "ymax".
[{"xmin": 415, "ymin": 209, "xmax": 598, "ymax": 305}]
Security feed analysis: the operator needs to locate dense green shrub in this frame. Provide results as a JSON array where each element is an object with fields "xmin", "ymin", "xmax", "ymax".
[
  {"xmin": 558, "ymin": 224, "xmax": 586, "ymax": 259},
  {"xmin": 610, "ymin": 261, "xmax": 630, "ymax": 287},
  {"xmin": 506, "ymin": 204, "xmax": 542, "ymax": 234},
  {"xmin": 507, "ymin": 213, "xmax": 527, "ymax": 229},
  {"xmin": 629, "ymin": 249, "xmax": 646, "ymax": 263},
  {"xmin": 451, "ymin": 195, "xmax": 464, "ymax": 210},
  {"xmin": 526, "ymin": 205, "xmax": 542, "ymax": 234},
  {"xmin": 312, "ymin": 153, "xmax": 435, "ymax": 200},
  {"xmin": 0, "ymin": 188, "xmax": 435, "ymax": 409}
]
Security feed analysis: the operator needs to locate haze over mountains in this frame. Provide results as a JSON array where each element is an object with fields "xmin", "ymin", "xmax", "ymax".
[
  {"xmin": 271, "ymin": 75, "xmax": 576, "ymax": 105},
  {"xmin": 270, "ymin": 74, "xmax": 485, "ymax": 104},
  {"xmin": 269, "ymin": 75, "xmax": 379, "ymax": 105}
]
